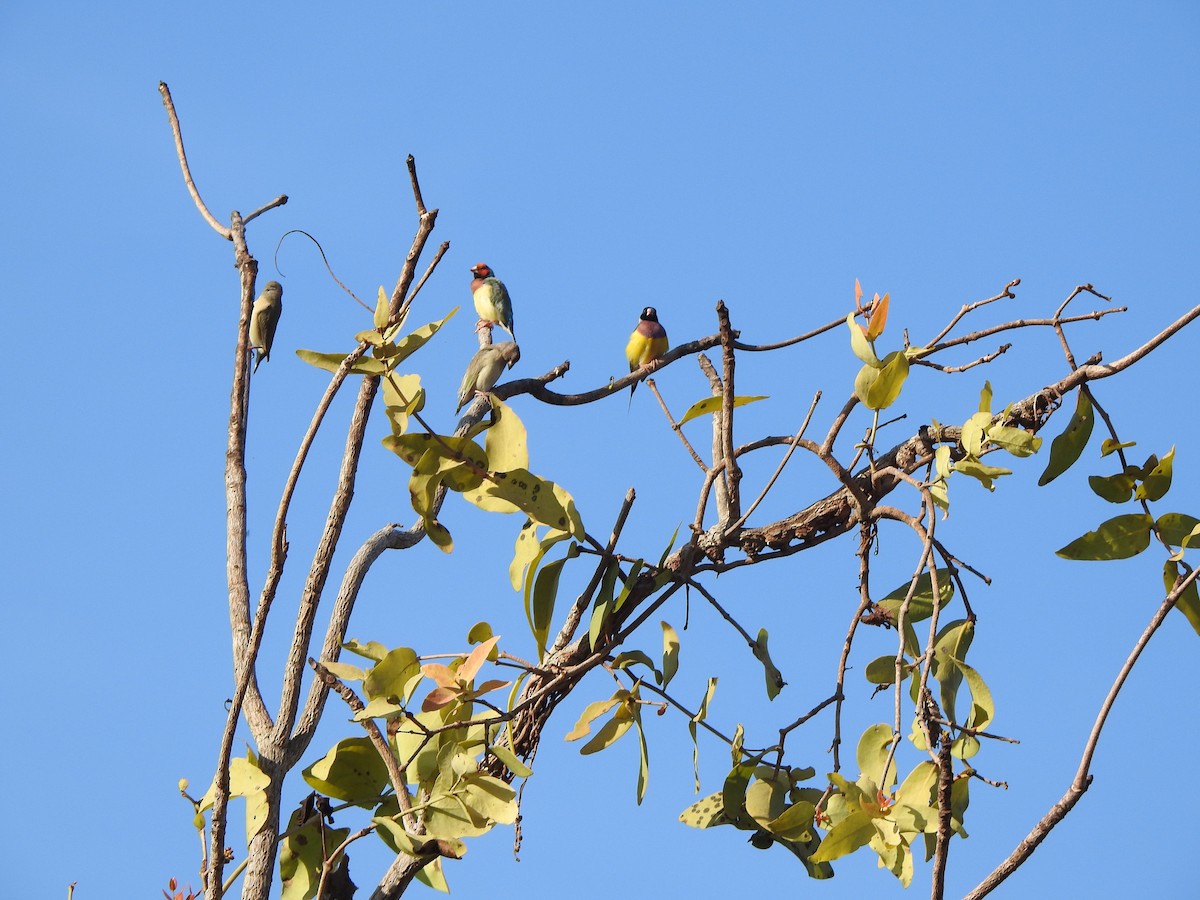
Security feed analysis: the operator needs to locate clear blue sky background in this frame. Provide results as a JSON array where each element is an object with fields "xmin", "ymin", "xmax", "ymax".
[{"xmin": 3, "ymin": 4, "xmax": 1198, "ymax": 898}]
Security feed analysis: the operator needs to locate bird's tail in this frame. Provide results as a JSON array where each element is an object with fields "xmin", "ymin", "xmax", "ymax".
[{"xmin": 252, "ymin": 348, "xmax": 266, "ymax": 373}]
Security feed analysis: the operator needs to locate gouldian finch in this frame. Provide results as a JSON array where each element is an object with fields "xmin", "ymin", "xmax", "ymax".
[
  {"xmin": 624, "ymin": 306, "xmax": 668, "ymax": 399},
  {"xmin": 456, "ymin": 341, "xmax": 521, "ymax": 413},
  {"xmin": 249, "ymin": 280, "xmax": 283, "ymax": 373},
  {"xmin": 469, "ymin": 263, "xmax": 515, "ymax": 339}
]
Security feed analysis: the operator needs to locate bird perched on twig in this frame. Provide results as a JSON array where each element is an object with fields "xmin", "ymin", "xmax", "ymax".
[
  {"xmin": 456, "ymin": 341, "xmax": 521, "ymax": 413},
  {"xmin": 470, "ymin": 263, "xmax": 516, "ymax": 339},
  {"xmin": 249, "ymin": 280, "xmax": 283, "ymax": 373},
  {"xmin": 625, "ymin": 306, "xmax": 668, "ymax": 401}
]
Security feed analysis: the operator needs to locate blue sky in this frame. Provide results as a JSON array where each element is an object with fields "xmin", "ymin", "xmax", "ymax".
[{"xmin": 3, "ymin": 3, "xmax": 1199, "ymax": 898}]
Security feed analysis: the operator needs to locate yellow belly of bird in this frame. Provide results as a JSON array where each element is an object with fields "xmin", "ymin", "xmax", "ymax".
[{"xmin": 473, "ymin": 284, "xmax": 500, "ymax": 321}]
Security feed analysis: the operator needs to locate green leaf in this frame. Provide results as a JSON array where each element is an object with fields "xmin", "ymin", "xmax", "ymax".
[
  {"xmin": 865, "ymin": 654, "xmax": 900, "ymax": 686},
  {"xmin": 319, "ymin": 660, "xmax": 367, "ymax": 682},
  {"xmin": 856, "ymin": 723, "xmax": 897, "ymax": 790},
  {"xmin": 951, "ymin": 458, "xmax": 1012, "ymax": 491},
  {"xmin": 363, "ymin": 647, "xmax": 421, "ymax": 703},
  {"xmin": 1038, "ymin": 390, "xmax": 1094, "ymax": 486},
  {"xmin": 1056, "ymin": 513, "xmax": 1154, "ymax": 560},
  {"xmin": 987, "ymin": 424, "xmax": 1042, "ymax": 458},
  {"xmin": 467, "ymin": 621, "xmax": 494, "ymax": 644},
  {"xmin": 296, "ymin": 348, "xmax": 390, "ymax": 375},
  {"xmin": 1101, "ymin": 438, "xmax": 1137, "ymax": 457},
  {"xmin": 1135, "ymin": 446, "xmax": 1174, "ymax": 501},
  {"xmin": 612, "ymin": 559, "xmax": 646, "ymax": 614},
  {"xmin": 588, "ymin": 560, "xmax": 621, "ymax": 651},
  {"xmin": 689, "ymin": 678, "xmax": 718, "ymax": 792},
  {"xmin": 414, "ymin": 857, "xmax": 449, "ymax": 893},
  {"xmin": 661, "ymin": 621, "xmax": 680, "ymax": 688},
  {"xmin": 465, "ymin": 468, "xmax": 584, "ymax": 535},
  {"xmin": 847, "ymin": 312, "xmax": 881, "ymax": 366},
  {"xmin": 766, "ymin": 800, "xmax": 817, "ymax": 841},
  {"xmin": 960, "ymin": 412, "xmax": 990, "ymax": 459},
  {"xmin": 280, "ymin": 811, "xmax": 349, "ymax": 900},
  {"xmin": 565, "ymin": 696, "xmax": 622, "ymax": 742},
  {"xmin": 977, "ymin": 381, "xmax": 993, "ymax": 414},
  {"xmin": 1089, "ymin": 472, "xmax": 1136, "ymax": 503},
  {"xmin": 529, "ymin": 543, "xmax": 579, "ymax": 659},
  {"xmin": 950, "ymin": 655, "xmax": 994, "ymax": 732},
  {"xmin": 1158, "ymin": 514, "xmax": 1200, "ymax": 551},
  {"xmin": 424, "ymin": 517, "xmax": 453, "ymax": 554},
  {"xmin": 811, "ymin": 809, "xmax": 876, "ymax": 862},
  {"xmin": 373, "ymin": 285, "xmax": 390, "ymax": 330},
  {"xmin": 859, "ymin": 350, "xmax": 910, "ymax": 410},
  {"xmin": 751, "ymin": 628, "xmax": 786, "ymax": 700},
  {"xmin": 342, "ymin": 639, "xmax": 389, "ymax": 662},
  {"xmin": 876, "ymin": 569, "xmax": 955, "ymax": 624},
  {"xmin": 302, "ymin": 737, "xmax": 389, "ymax": 804},
  {"xmin": 509, "ymin": 520, "xmax": 542, "ymax": 591},
  {"xmin": 580, "ymin": 711, "xmax": 634, "ymax": 755},
  {"xmin": 385, "ymin": 307, "xmax": 459, "ymax": 368},
  {"xmin": 488, "ymin": 743, "xmax": 533, "ymax": 779},
  {"xmin": 678, "ymin": 395, "xmax": 769, "ymax": 427},
  {"xmin": 634, "ymin": 711, "xmax": 650, "ymax": 805},
  {"xmin": 1164, "ymin": 561, "xmax": 1200, "ymax": 637}
]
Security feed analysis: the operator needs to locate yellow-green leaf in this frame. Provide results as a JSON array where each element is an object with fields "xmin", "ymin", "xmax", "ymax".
[
  {"xmin": 811, "ymin": 809, "xmax": 876, "ymax": 862},
  {"xmin": 374, "ymin": 285, "xmax": 390, "ymax": 330},
  {"xmin": 296, "ymin": 348, "xmax": 389, "ymax": 375},
  {"xmin": 862, "ymin": 350, "xmax": 910, "ymax": 410},
  {"xmin": 1056, "ymin": 513, "xmax": 1154, "ymax": 560},
  {"xmin": 1164, "ymin": 560, "xmax": 1200, "ymax": 636},
  {"xmin": 952, "ymin": 458, "xmax": 1012, "ymax": 491},
  {"xmin": 661, "ymin": 621, "xmax": 680, "ymax": 689},
  {"xmin": 847, "ymin": 312, "xmax": 881, "ymax": 366},
  {"xmin": 987, "ymin": 424, "xmax": 1042, "ymax": 458},
  {"xmin": 751, "ymin": 628, "xmax": 785, "ymax": 700},
  {"xmin": 364, "ymin": 647, "xmax": 421, "ymax": 703},
  {"xmin": 1135, "ymin": 446, "xmax": 1174, "ymax": 501},
  {"xmin": 1101, "ymin": 438, "xmax": 1137, "ymax": 457},
  {"xmin": 678, "ymin": 395, "xmax": 769, "ymax": 427},
  {"xmin": 302, "ymin": 737, "xmax": 389, "ymax": 803},
  {"xmin": 465, "ymin": 468, "xmax": 583, "ymax": 534},
  {"xmin": 856, "ymin": 723, "xmax": 897, "ymax": 790},
  {"xmin": 385, "ymin": 307, "xmax": 458, "ymax": 368},
  {"xmin": 679, "ymin": 791, "xmax": 728, "ymax": 828},
  {"xmin": 1038, "ymin": 389, "xmax": 1094, "ymax": 486},
  {"xmin": 877, "ymin": 569, "xmax": 955, "ymax": 624},
  {"xmin": 1158, "ymin": 514, "xmax": 1200, "ymax": 550},
  {"xmin": 1089, "ymin": 471, "xmax": 1136, "ymax": 503}
]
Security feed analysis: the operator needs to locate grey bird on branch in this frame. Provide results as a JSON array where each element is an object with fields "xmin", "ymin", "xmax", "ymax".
[
  {"xmin": 249, "ymin": 280, "xmax": 283, "ymax": 373},
  {"xmin": 456, "ymin": 342, "xmax": 521, "ymax": 413}
]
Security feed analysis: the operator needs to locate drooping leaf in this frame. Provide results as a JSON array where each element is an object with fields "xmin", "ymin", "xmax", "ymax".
[
  {"xmin": 856, "ymin": 723, "xmax": 897, "ymax": 790},
  {"xmin": 661, "ymin": 621, "xmax": 680, "ymax": 688},
  {"xmin": 689, "ymin": 678, "xmax": 718, "ymax": 791},
  {"xmin": 529, "ymin": 542, "xmax": 579, "ymax": 659},
  {"xmin": 488, "ymin": 743, "xmax": 533, "ymax": 779},
  {"xmin": 1056, "ymin": 513, "xmax": 1154, "ymax": 560},
  {"xmin": 467, "ymin": 621, "xmax": 494, "ymax": 644},
  {"xmin": 678, "ymin": 395, "xmax": 769, "ymax": 427},
  {"xmin": 634, "ymin": 711, "xmax": 650, "ymax": 805},
  {"xmin": 1038, "ymin": 389, "xmax": 1094, "ymax": 485},
  {"xmin": 751, "ymin": 628, "xmax": 786, "ymax": 700},
  {"xmin": 588, "ymin": 559, "xmax": 621, "ymax": 651},
  {"xmin": 960, "ymin": 412, "xmax": 990, "ymax": 459},
  {"xmin": 1164, "ymin": 561, "xmax": 1200, "ymax": 637}
]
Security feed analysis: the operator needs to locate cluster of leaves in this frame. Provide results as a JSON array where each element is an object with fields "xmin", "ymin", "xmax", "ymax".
[
  {"xmin": 1043, "ymin": 390, "xmax": 1200, "ymax": 632},
  {"xmin": 282, "ymin": 633, "xmax": 522, "ymax": 896}
]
